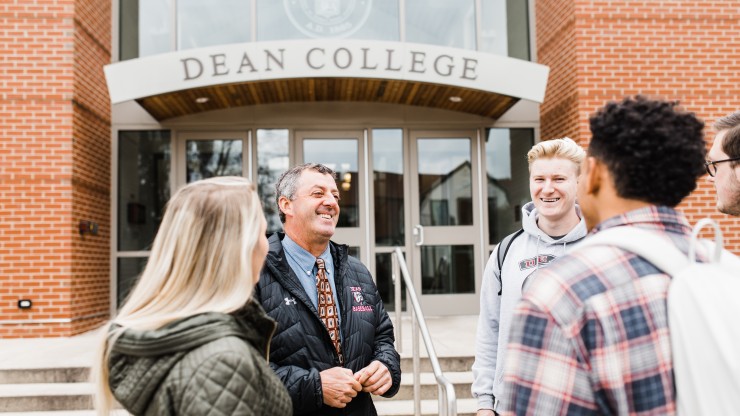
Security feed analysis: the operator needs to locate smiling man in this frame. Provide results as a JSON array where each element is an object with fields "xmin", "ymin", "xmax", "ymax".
[
  {"xmin": 472, "ymin": 137, "xmax": 587, "ymax": 415},
  {"xmin": 499, "ymin": 96, "xmax": 706, "ymax": 415},
  {"xmin": 708, "ymin": 111, "xmax": 740, "ymax": 216},
  {"xmin": 253, "ymin": 163, "xmax": 401, "ymax": 416}
]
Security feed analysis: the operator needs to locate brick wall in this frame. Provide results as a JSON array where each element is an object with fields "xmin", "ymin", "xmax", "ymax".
[
  {"xmin": 71, "ymin": 0, "xmax": 111, "ymax": 334},
  {"xmin": 0, "ymin": 0, "xmax": 110, "ymax": 338},
  {"xmin": 537, "ymin": 0, "xmax": 740, "ymax": 253}
]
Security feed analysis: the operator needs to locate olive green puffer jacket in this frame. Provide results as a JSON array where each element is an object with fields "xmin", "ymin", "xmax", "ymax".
[{"xmin": 107, "ymin": 301, "xmax": 292, "ymax": 416}]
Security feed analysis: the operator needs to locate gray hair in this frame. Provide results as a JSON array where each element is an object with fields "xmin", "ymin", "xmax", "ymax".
[{"xmin": 275, "ymin": 163, "xmax": 337, "ymax": 223}]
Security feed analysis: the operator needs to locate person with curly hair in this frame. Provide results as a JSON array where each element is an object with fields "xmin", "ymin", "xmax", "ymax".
[
  {"xmin": 498, "ymin": 96, "xmax": 706, "ymax": 415},
  {"xmin": 708, "ymin": 111, "xmax": 740, "ymax": 215}
]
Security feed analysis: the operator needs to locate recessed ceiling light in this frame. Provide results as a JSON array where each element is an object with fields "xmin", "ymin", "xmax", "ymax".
[
  {"xmin": 449, "ymin": 96, "xmax": 462, "ymax": 103},
  {"xmin": 195, "ymin": 97, "xmax": 209, "ymax": 104}
]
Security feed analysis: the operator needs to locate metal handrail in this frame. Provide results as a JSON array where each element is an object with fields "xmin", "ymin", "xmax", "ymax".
[{"xmin": 391, "ymin": 247, "xmax": 457, "ymax": 416}]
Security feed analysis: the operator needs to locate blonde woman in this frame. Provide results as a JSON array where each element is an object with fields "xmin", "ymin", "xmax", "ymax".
[{"xmin": 92, "ymin": 177, "xmax": 291, "ymax": 415}]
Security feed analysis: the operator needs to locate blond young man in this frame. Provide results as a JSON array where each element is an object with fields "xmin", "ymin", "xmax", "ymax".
[
  {"xmin": 472, "ymin": 138, "xmax": 588, "ymax": 415},
  {"xmin": 499, "ymin": 96, "xmax": 706, "ymax": 415}
]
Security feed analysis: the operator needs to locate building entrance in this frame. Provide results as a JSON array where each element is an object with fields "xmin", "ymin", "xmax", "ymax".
[{"xmin": 116, "ymin": 125, "xmax": 536, "ymax": 316}]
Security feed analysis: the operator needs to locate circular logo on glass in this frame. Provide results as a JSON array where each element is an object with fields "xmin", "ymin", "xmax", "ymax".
[{"xmin": 284, "ymin": 0, "xmax": 373, "ymax": 38}]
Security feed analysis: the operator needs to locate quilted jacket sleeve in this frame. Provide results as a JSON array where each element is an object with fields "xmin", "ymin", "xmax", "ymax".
[
  {"xmin": 371, "ymin": 286, "xmax": 402, "ymax": 398},
  {"xmin": 269, "ymin": 361, "xmax": 323, "ymax": 414}
]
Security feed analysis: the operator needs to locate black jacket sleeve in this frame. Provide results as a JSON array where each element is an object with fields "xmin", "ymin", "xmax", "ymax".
[
  {"xmin": 370, "ymin": 286, "xmax": 402, "ymax": 398},
  {"xmin": 268, "ymin": 362, "xmax": 323, "ymax": 414}
]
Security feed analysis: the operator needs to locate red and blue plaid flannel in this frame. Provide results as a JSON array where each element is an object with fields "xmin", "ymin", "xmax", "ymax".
[{"xmin": 499, "ymin": 206, "xmax": 693, "ymax": 416}]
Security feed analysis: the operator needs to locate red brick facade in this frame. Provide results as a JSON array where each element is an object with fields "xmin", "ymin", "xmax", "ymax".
[
  {"xmin": 537, "ymin": 0, "xmax": 740, "ymax": 253},
  {"xmin": 0, "ymin": 0, "xmax": 110, "ymax": 337},
  {"xmin": 0, "ymin": 1, "xmax": 737, "ymax": 338}
]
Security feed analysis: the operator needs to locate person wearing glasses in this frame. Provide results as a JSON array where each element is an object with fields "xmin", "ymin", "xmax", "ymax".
[{"xmin": 707, "ymin": 111, "xmax": 740, "ymax": 216}]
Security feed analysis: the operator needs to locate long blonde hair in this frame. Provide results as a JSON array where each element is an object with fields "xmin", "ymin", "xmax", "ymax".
[{"xmin": 92, "ymin": 176, "xmax": 265, "ymax": 414}]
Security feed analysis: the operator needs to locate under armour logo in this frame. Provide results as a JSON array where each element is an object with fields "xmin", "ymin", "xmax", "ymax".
[{"xmin": 284, "ymin": 297, "xmax": 297, "ymax": 305}]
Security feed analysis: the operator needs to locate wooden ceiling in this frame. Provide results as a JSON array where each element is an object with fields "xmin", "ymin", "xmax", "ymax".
[{"xmin": 136, "ymin": 77, "xmax": 518, "ymax": 121}]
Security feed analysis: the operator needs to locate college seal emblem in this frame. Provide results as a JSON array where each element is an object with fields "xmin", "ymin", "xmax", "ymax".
[{"xmin": 284, "ymin": 0, "xmax": 373, "ymax": 38}]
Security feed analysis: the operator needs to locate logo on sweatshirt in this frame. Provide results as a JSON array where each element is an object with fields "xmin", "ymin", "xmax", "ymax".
[{"xmin": 518, "ymin": 254, "xmax": 556, "ymax": 271}]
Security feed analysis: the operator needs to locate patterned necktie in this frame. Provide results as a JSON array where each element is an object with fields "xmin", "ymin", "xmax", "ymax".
[{"xmin": 316, "ymin": 258, "xmax": 343, "ymax": 364}]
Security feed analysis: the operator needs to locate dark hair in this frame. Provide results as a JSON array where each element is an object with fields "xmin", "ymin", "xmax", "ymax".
[
  {"xmin": 275, "ymin": 163, "xmax": 337, "ymax": 223},
  {"xmin": 588, "ymin": 96, "xmax": 706, "ymax": 207},
  {"xmin": 713, "ymin": 111, "xmax": 740, "ymax": 164}
]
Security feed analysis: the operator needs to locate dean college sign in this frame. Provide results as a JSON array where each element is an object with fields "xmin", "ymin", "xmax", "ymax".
[
  {"xmin": 285, "ymin": 0, "xmax": 373, "ymax": 38},
  {"xmin": 104, "ymin": 40, "xmax": 549, "ymax": 105}
]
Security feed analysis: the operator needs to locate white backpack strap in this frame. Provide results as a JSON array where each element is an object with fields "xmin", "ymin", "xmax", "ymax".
[
  {"xmin": 690, "ymin": 218, "xmax": 740, "ymax": 269},
  {"xmin": 577, "ymin": 227, "xmax": 689, "ymax": 276}
]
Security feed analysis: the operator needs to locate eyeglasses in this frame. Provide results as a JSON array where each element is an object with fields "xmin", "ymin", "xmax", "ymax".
[{"xmin": 705, "ymin": 157, "xmax": 740, "ymax": 177}]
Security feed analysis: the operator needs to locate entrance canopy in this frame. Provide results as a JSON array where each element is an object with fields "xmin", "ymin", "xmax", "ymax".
[{"xmin": 105, "ymin": 40, "xmax": 549, "ymax": 120}]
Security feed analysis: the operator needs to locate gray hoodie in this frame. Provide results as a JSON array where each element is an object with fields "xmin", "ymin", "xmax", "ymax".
[{"xmin": 471, "ymin": 202, "xmax": 587, "ymax": 410}]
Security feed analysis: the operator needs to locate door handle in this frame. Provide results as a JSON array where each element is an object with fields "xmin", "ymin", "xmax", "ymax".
[{"xmin": 413, "ymin": 224, "xmax": 424, "ymax": 246}]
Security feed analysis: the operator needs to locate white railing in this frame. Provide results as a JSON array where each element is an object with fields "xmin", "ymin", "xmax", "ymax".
[{"xmin": 392, "ymin": 247, "xmax": 457, "ymax": 416}]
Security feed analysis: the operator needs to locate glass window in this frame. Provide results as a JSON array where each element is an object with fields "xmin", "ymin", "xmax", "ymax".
[
  {"xmin": 348, "ymin": 246, "xmax": 360, "ymax": 258},
  {"xmin": 479, "ymin": 0, "xmax": 508, "ymax": 55},
  {"xmin": 138, "ymin": 0, "xmax": 172, "ymax": 58},
  {"xmin": 373, "ymin": 129, "xmax": 404, "ymax": 246},
  {"xmin": 303, "ymin": 139, "xmax": 359, "ymax": 228},
  {"xmin": 257, "ymin": 129, "xmax": 289, "ymax": 235},
  {"xmin": 118, "ymin": 131, "xmax": 171, "ymax": 252},
  {"xmin": 506, "ymin": 0, "xmax": 530, "ymax": 60},
  {"xmin": 375, "ymin": 251, "xmax": 407, "ymax": 312},
  {"xmin": 177, "ymin": 0, "xmax": 251, "ymax": 50},
  {"xmin": 421, "ymin": 245, "xmax": 475, "ymax": 294},
  {"xmin": 257, "ymin": 0, "xmax": 399, "ymax": 41},
  {"xmin": 418, "ymin": 138, "xmax": 473, "ymax": 226},
  {"xmin": 406, "ymin": 0, "xmax": 476, "ymax": 49},
  {"xmin": 486, "ymin": 128, "xmax": 534, "ymax": 245},
  {"xmin": 119, "ymin": 0, "xmax": 140, "ymax": 60},
  {"xmin": 120, "ymin": 0, "xmax": 173, "ymax": 60},
  {"xmin": 117, "ymin": 257, "xmax": 148, "ymax": 307},
  {"xmin": 186, "ymin": 140, "xmax": 243, "ymax": 183}
]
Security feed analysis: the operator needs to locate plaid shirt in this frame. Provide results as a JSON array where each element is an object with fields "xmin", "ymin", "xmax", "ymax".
[{"xmin": 499, "ymin": 206, "xmax": 693, "ymax": 416}]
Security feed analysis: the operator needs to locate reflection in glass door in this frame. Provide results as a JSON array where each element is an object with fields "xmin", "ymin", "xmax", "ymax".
[
  {"xmin": 409, "ymin": 131, "xmax": 482, "ymax": 314},
  {"xmin": 296, "ymin": 131, "xmax": 366, "ymax": 262},
  {"xmin": 177, "ymin": 132, "xmax": 248, "ymax": 187}
]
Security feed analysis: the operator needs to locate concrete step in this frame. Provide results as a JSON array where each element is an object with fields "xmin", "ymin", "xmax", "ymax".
[
  {"xmin": 0, "ymin": 368, "xmax": 89, "ymax": 385},
  {"xmin": 375, "ymin": 371, "xmax": 473, "ymax": 401},
  {"xmin": 375, "ymin": 397, "xmax": 478, "ymax": 416},
  {"xmin": 0, "ymin": 360, "xmax": 476, "ymax": 413},
  {"xmin": 400, "ymin": 355, "xmax": 474, "ymax": 373},
  {"xmin": 0, "ymin": 383, "xmax": 92, "ymax": 412},
  {"xmin": 0, "ymin": 357, "xmax": 473, "ymax": 384}
]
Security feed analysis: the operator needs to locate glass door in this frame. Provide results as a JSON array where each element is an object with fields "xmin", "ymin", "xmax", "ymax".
[
  {"xmin": 295, "ymin": 130, "xmax": 367, "ymax": 263},
  {"xmin": 176, "ymin": 131, "xmax": 249, "ymax": 186},
  {"xmin": 409, "ymin": 130, "xmax": 483, "ymax": 314}
]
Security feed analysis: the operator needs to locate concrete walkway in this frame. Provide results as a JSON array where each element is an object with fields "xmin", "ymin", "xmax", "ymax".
[{"xmin": 0, "ymin": 314, "xmax": 479, "ymax": 370}]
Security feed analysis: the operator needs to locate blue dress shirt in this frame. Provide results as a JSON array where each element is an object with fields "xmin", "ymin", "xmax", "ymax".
[{"xmin": 281, "ymin": 235, "xmax": 342, "ymax": 325}]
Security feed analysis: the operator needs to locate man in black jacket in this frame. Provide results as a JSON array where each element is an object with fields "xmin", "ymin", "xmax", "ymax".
[{"xmin": 254, "ymin": 163, "xmax": 401, "ymax": 415}]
